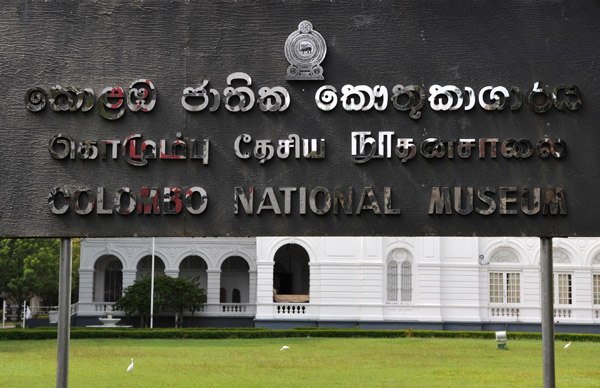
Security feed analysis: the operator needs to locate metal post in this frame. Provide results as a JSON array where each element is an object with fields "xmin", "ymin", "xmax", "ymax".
[
  {"xmin": 150, "ymin": 237, "xmax": 155, "ymax": 329},
  {"xmin": 56, "ymin": 238, "xmax": 72, "ymax": 388},
  {"xmin": 22, "ymin": 300, "xmax": 26, "ymax": 328},
  {"xmin": 540, "ymin": 237, "xmax": 555, "ymax": 388},
  {"xmin": 2, "ymin": 300, "xmax": 5, "ymax": 328}
]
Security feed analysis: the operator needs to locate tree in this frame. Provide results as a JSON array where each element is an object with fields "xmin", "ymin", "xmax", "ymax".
[
  {"xmin": 0, "ymin": 238, "xmax": 80, "ymax": 321},
  {"xmin": 114, "ymin": 275, "xmax": 205, "ymax": 328},
  {"xmin": 162, "ymin": 276, "xmax": 206, "ymax": 328}
]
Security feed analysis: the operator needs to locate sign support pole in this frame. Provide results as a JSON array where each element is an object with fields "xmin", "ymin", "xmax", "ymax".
[
  {"xmin": 56, "ymin": 238, "xmax": 72, "ymax": 388},
  {"xmin": 150, "ymin": 237, "xmax": 155, "ymax": 329},
  {"xmin": 540, "ymin": 237, "xmax": 555, "ymax": 388}
]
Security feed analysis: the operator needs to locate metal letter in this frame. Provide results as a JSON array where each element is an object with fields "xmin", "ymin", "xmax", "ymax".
[
  {"xmin": 138, "ymin": 188, "xmax": 160, "ymax": 214},
  {"xmin": 392, "ymin": 85, "xmax": 425, "ymax": 119},
  {"xmin": 521, "ymin": 188, "xmax": 541, "ymax": 215},
  {"xmin": 48, "ymin": 187, "xmax": 70, "ymax": 215},
  {"xmin": 420, "ymin": 138, "xmax": 445, "ymax": 159},
  {"xmin": 280, "ymin": 187, "xmax": 297, "ymax": 214},
  {"xmin": 163, "ymin": 187, "xmax": 182, "ymax": 215},
  {"xmin": 234, "ymin": 187, "xmax": 253, "ymax": 215},
  {"xmin": 25, "ymin": 87, "xmax": 47, "ymax": 112},
  {"xmin": 72, "ymin": 188, "xmax": 95, "ymax": 215},
  {"xmin": 479, "ymin": 138, "xmax": 498, "ymax": 159},
  {"xmin": 543, "ymin": 187, "xmax": 567, "ymax": 215},
  {"xmin": 476, "ymin": 187, "xmax": 496, "ymax": 215},
  {"xmin": 234, "ymin": 134, "xmax": 252, "ymax": 159},
  {"xmin": 333, "ymin": 187, "xmax": 353, "ymax": 215},
  {"xmin": 457, "ymin": 139, "xmax": 476, "ymax": 159},
  {"xmin": 454, "ymin": 187, "xmax": 473, "ymax": 215},
  {"xmin": 395, "ymin": 138, "xmax": 416, "ymax": 163},
  {"xmin": 114, "ymin": 187, "xmax": 136, "ymax": 215},
  {"xmin": 122, "ymin": 134, "xmax": 147, "ymax": 166},
  {"xmin": 384, "ymin": 187, "xmax": 401, "ymax": 215},
  {"xmin": 49, "ymin": 134, "xmax": 76, "ymax": 160},
  {"xmin": 224, "ymin": 72, "xmax": 254, "ymax": 112},
  {"xmin": 309, "ymin": 187, "xmax": 331, "ymax": 215},
  {"xmin": 499, "ymin": 187, "xmax": 518, "ymax": 215},
  {"xmin": 190, "ymin": 139, "xmax": 209, "ymax": 165},
  {"xmin": 315, "ymin": 85, "xmax": 337, "ymax": 111},
  {"xmin": 256, "ymin": 187, "xmax": 281, "ymax": 214},
  {"xmin": 254, "ymin": 139, "xmax": 274, "ymax": 164},
  {"xmin": 258, "ymin": 86, "xmax": 290, "ymax": 112},
  {"xmin": 128, "ymin": 79, "xmax": 156, "ymax": 112},
  {"xmin": 537, "ymin": 139, "xmax": 566, "ymax": 158},
  {"xmin": 185, "ymin": 187, "xmax": 208, "ymax": 215},
  {"xmin": 303, "ymin": 138, "xmax": 325, "ymax": 159},
  {"xmin": 49, "ymin": 86, "xmax": 73, "ymax": 112},
  {"xmin": 356, "ymin": 187, "xmax": 381, "ymax": 215},
  {"xmin": 96, "ymin": 187, "xmax": 113, "ymax": 215},
  {"xmin": 527, "ymin": 82, "xmax": 553, "ymax": 113},
  {"xmin": 98, "ymin": 86, "xmax": 126, "ymax": 120},
  {"xmin": 428, "ymin": 187, "xmax": 452, "ymax": 215}
]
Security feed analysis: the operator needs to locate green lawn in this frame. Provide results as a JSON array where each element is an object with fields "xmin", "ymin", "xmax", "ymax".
[{"xmin": 0, "ymin": 337, "xmax": 598, "ymax": 387}]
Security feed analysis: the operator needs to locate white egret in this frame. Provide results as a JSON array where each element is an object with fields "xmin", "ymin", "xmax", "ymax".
[
  {"xmin": 280, "ymin": 346, "xmax": 290, "ymax": 351},
  {"xmin": 564, "ymin": 341, "xmax": 572, "ymax": 349},
  {"xmin": 127, "ymin": 358, "xmax": 134, "ymax": 372}
]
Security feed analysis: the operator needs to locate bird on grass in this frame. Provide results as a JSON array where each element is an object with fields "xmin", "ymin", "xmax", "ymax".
[
  {"xmin": 564, "ymin": 341, "xmax": 572, "ymax": 349},
  {"xmin": 280, "ymin": 346, "xmax": 290, "ymax": 351},
  {"xmin": 127, "ymin": 358, "xmax": 134, "ymax": 372}
]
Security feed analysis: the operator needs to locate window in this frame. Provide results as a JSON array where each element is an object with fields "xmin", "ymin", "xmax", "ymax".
[
  {"xmin": 593, "ymin": 254, "xmax": 600, "ymax": 306},
  {"xmin": 489, "ymin": 272, "xmax": 520, "ymax": 304},
  {"xmin": 387, "ymin": 261, "xmax": 398, "ymax": 302},
  {"xmin": 554, "ymin": 273, "xmax": 572, "ymax": 305},
  {"xmin": 400, "ymin": 261, "xmax": 412, "ymax": 302},
  {"xmin": 386, "ymin": 249, "xmax": 412, "ymax": 303},
  {"xmin": 593, "ymin": 274, "xmax": 600, "ymax": 305},
  {"xmin": 104, "ymin": 259, "xmax": 123, "ymax": 302}
]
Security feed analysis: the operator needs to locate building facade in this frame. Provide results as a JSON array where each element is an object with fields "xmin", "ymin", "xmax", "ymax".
[{"xmin": 76, "ymin": 237, "xmax": 600, "ymax": 332}]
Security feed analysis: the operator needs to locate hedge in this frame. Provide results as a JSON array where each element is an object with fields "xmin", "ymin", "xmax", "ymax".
[{"xmin": 0, "ymin": 328, "xmax": 599, "ymax": 342}]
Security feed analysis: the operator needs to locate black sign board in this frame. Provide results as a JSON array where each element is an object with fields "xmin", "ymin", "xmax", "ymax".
[{"xmin": 0, "ymin": 1, "xmax": 598, "ymax": 237}]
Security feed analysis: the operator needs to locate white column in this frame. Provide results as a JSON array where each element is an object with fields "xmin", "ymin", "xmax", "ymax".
[
  {"xmin": 248, "ymin": 270, "xmax": 257, "ymax": 305},
  {"xmin": 77, "ymin": 269, "xmax": 94, "ymax": 304},
  {"xmin": 255, "ymin": 261, "xmax": 275, "ymax": 319},
  {"xmin": 206, "ymin": 269, "xmax": 221, "ymax": 305}
]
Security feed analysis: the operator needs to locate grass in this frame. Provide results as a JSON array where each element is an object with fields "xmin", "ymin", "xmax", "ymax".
[{"xmin": 0, "ymin": 337, "xmax": 599, "ymax": 387}]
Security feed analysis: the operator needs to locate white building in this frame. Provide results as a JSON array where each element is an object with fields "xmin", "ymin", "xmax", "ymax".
[{"xmin": 76, "ymin": 237, "xmax": 600, "ymax": 332}]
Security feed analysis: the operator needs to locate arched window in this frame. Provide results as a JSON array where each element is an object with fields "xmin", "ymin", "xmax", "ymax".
[
  {"xmin": 273, "ymin": 244, "xmax": 310, "ymax": 297},
  {"xmin": 179, "ymin": 255, "xmax": 208, "ymax": 291},
  {"xmin": 220, "ymin": 256, "xmax": 249, "ymax": 303},
  {"xmin": 136, "ymin": 255, "xmax": 165, "ymax": 280},
  {"xmin": 488, "ymin": 248, "xmax": 520, "ymax": 304},
  {"xmin": 387, "ymin": 249, "xmax": 412, "ymax": 303},
  {"xmin": 93, "ymin": 255, "xmax": 123, "ymax": 303},
  {"xmin": 490, "ymin": 249, "xmax": 519, "ymax": 263},
  {"xmin": 553, "ymin": 249, "xmax": 571, "ymax": 264}
]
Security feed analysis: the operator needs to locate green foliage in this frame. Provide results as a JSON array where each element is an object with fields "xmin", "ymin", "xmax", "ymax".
[
  {"xmin": 0, "ymin": 239, "xmax": 80, "ymax": 319},
  {"xmin": 1, "ymin": 328, "xmax": 599, "ymax": 342},
  {"xmin": 114, "ymin": 275, "xmax": 204, "ymax": 328}
]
